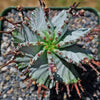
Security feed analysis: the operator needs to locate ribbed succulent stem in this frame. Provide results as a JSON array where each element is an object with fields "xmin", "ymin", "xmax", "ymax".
[
  {"xmin": 29, "ymin": 49, "xmax": 45, "ymax": 65},
  {"xmin": 1, "ymin": 3, "xmax": 100, "ymax": 100}
]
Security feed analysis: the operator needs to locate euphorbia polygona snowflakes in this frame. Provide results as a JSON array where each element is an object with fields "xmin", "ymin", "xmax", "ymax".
[{"xmin": 0, "ymin": 1, "xmax": 100, "ymax": 99}]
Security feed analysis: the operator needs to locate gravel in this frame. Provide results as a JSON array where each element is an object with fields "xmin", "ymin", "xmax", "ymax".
[{"xmin": 0, "ymin": 8, "xmax": 100, "ymax": 100}]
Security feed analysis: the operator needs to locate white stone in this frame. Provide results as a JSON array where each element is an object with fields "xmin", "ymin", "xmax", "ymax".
[
  {"xmin": 10, "ymin": 67, "xmax": 17, "ymax": 73},
  {"xmin": 1, "ymin": 66, "xmax": 8, "ymax": 72},
  {"xmin": 18, "ymin": 97, "xmax": 23, "ymax": 100},
  {"xmin": 3, "ymin": 94, "xmax": 7, "ymax": 98}
]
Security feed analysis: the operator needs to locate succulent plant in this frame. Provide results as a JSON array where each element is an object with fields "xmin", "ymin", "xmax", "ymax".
[{"xmin": 0, "ymin": 1, "xmax": 100, "ymax": 99}]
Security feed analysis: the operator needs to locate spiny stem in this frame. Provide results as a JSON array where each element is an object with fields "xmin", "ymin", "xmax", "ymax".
[
  {"xmin": 75, "ymin": 2, "xmax": 80, "ymax": 8},
  {"xmin": 21, "ymin": 23, "xmax": 23, "ymax": 33},
  {"xmin": 39, "ymin": 0, "xmax": 42, "ymax": 6},
  {"xmin": 0, "ymin": 31, "xmax": 12, "ymax": 34},
  {"xmin": 17, "ymin": 5, "xmax": 25, "ymax": 21},
  {"xmin": 0, "ymin": 60, "xmax": 15, "ymax": 71},
  {"xmin": 92, "ymin": 29, "xmax": 100, "ymax": 32},
  {"xmin": 69, "ymin": 2, "xmax": 80, "ymax": 15},
  {"xmin": 88, "ymin": 33, "xmax": 100, "ymax": 35},
  {"xmin": 23, "ymin": 77, "xmax": 31, "ymax": 82},
  {"xmin": 23, "ymin": 67, "xmax": 30, "ymax": 75},
  {"xmin": 4, "ymin": 51, "xmax": 21, "ymax": 57},
  {"xmin": 0, "ymin": 16, "xmax": 22, "ymax": 27},
  {"xmin": 5, "ymin": 18, "xmax": 22, "ymax": 25}
]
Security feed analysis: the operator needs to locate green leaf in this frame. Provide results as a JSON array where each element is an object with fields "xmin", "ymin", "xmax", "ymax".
[
  {"xmin": 30, "ymin": 7, "xmax": 48, "ymax": 33},
  {"xmin": 60, "ymin": 28, "xmax": 91, "ymax": 48},
  {"xmin": 17, "ymin": 42, "xmax": 43, "ymax": 56},
  {"xmin": 52, "ymin": 53, "xmax": 79, "ymax": 84},
  {"xmin": 31, "ymin": 64, "xmax": 49, "ymax": 84},
  {"xmin": 51, "ymin": 10, "xmax": 71, "ymax": 43},
  {"xmin": 12, "ymin": 30, "xmax": 25, "ymax": 43},
  {"xmin": 22, "ymin": 24, "xmax": 38, "ymax": 42},
  {"xmin": 15, "ymin": 56, "xmax": 30, "ymax": 63},
  {"xmin": 17, "ymin": 63, "xmax": 28, "ymax": 69},
  {"xmin": 54, "ymin": 45, "xmax": 93, "ymax": 64},
  {"xmin": 29, "ymin": 51, "xmax": 53, "ymax": 87}
]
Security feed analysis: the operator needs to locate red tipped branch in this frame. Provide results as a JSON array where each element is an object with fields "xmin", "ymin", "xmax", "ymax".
[
  {"xmin": 56, "ymin": 82, "xmax": 59, "ymax": 94},
  {"xmin": 4, "ymin": 51, "xmax": 21, "ymax": 57},
  {"xmin": 78, "ymin": 63, "xmax": 87, "ymax": 71},
  {"xmin": 23, "ymin": 68, "xmax": 30, "ymax": 75},
  {"xmin": 0, "ymin": 60, "xmax": 15, "ymax": 70},
  {"xmin": 74, "ymin": 83, "xmax": 81, "ymax": 98},
  {"xmin": 37, "ymin": 86, "xmax": 42, "ymax": 98},
  {"xmin": 39, "ymin": 0, "xmax": 42, "ymax": 6},
  {"xmin": 0, "ymin": 16, "xmax": 22, "ymax": 25},
  {"xmin": 26, "ymin": 79, "xmax": 33, "ymax": 90},
  {"xmin": 69, "ymin": 2, "xmax": 80, "ymax": 15},
  {"xmin": 41, "ymin": 90, "xmax": 46, "ymax": 100},
  {"xmin": 88, "ymin": 62, "xmax": 100, "ymax": 75},
  {"xmin": 0, "ymin": 31, "xmax": 12, "ymax": 34},
  {"xmin": 23, "ymin": 77, "xmax": 31, "ymax": 82},
  {"xmin": 66, "ymin": 84, "xmax": 71, "ymax": 97},
  {"xmin": 92, "ymin": 29, "xmax": 100, "ymax": 32},
  {"xmin": 88, "ymin": 33, "xmax": 100, "ymax": 35},
  {"xmin": 41, "ymin": 84, "xmax": 49, "ymax": 90},
  {"xmin": 92, "ymin": 60, "xmax": 100, "ymax": 68},
  {"xmin": 5, "ymin": 18, "xmax": 22, "ymax": 25},
  {"xmin": 78, "ymin": 80, "xmax": 84, "ymax": 92}
]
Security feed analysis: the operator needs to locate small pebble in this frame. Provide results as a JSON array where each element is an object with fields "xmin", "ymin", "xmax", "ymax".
[
  {"xmin": 0, "ymin": 8, "xmax": 99, "ymax": 100},
  {"xmin": 20, "ymin": 76, "xmax": 26, "ymax": 81},
  {"xmin": 1, "ymin": 67, "xmax": 8, "ymax": 72},
  {"xmin": 7, "ymin": 88, "xmax": 14, "ymax": 94},
  {"xmin": 20, "ymin": 82, "xmax": 26, "ymax": 89},
  {"xmin": 5, "ymin": 75, "xmax": 10, "ymax": 81},
  {"xmin": 3, "ymin": 94, "xmax": 7, "ymax": 98},
  {"xmin": 10, "ymin": 67, "xmax": 17, "ymax": 73},
  {"xmin": 18, "ymin": 97, "xmax": 23, "ymax": 100}
]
